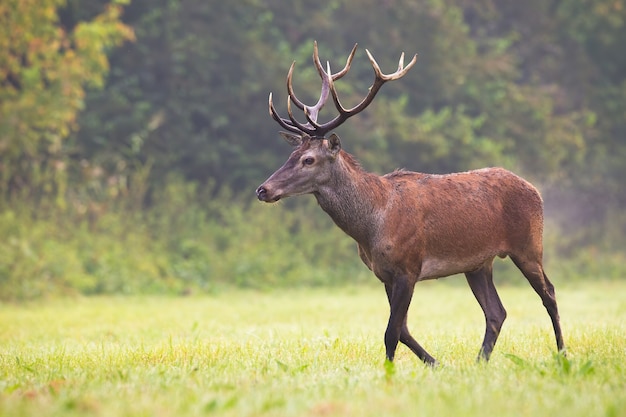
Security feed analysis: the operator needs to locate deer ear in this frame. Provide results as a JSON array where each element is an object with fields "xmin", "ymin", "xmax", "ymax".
[
  {"xmin": 327, "ymin": 133, "xmax": 342, "ymax": 156},
  {"xmin": 279, "ymin": 131, "xmax": 303, "ymax": 146}
]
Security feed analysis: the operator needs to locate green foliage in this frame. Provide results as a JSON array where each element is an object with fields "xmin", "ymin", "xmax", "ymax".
[
  {"xmin": 504, "ymin": 353, "xmax": 595, "ymax": 379},
  {"xmin": 0, "ymin": 208, "xmax": 171, "ymax": 299},
  {"xmin": 0, "ymin": 0, "xmax": 133, "ymax": 204},
  {"xmin": 0, "ymin": 177, "xmax": 372, "ymax": 301},
  {"xmin": 88, "ymin": 0, "xmax": 622, "ymax": 251},
  {"xmin": 2, "ymin": 0, "xmax": 626, "ymax": 297}
]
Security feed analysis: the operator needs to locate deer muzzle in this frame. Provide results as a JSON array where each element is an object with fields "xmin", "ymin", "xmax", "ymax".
[{"xmin": 255, "ymin": 185, "xmax": 280, "ymax": 203}]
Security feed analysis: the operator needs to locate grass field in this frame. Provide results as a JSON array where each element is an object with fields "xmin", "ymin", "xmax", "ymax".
[{"xmin": 1, "ymin": 281, "xmax": 625, "ymax": 417}]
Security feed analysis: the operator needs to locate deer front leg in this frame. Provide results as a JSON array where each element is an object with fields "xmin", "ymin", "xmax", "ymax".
[
  {"xmin": 384, "ymin": 281, "xmax": 437, "ymax": 365},
  {"xmin": 399, "ymin": 317, "xmax": 438, "ymax": 366},
  {"xmin": 384, "ymin": 278, "xmax": 413, "ymax": 361}
]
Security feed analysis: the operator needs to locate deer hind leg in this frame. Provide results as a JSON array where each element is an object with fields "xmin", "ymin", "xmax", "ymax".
[
  {"xmin": 510, "ymin": 255, "xmax": 565, "ymax": 354},
  {"xmin": 384, "ymin": 281, "xmax": 437, "ymax": 365},
  {"xmin": 465, "ymin": 262, "xmax": 507, "ymax": 361}
]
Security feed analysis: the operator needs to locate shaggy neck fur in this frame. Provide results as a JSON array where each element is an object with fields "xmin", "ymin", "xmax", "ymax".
[{"xmin": 314, "ymin": 150, "xmax": 387, "ymax": 244}]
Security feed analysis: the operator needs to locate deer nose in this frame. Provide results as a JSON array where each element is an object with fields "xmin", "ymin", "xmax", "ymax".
[{"xmin": 256, "ymin": 185, "xmax": 268, "ymax": 201}]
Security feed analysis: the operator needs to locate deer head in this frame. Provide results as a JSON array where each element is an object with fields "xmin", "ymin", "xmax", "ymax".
[{"xmin": 257, "ymin": 42, "xmax": 417, "ymax": 202}]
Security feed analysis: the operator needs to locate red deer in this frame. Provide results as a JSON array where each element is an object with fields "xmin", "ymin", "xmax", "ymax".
[{"xmin": 256, "ymin": 42, "xmax": 565, "ymax": 366}]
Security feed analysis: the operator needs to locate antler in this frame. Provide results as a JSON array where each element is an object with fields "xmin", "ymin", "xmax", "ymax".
[
  {"xmin": 269, "ymin": 42, "xmax": 417, "ymax": 138},
  {"xmin": 269, "ymin": 41, "xmax": 357, "ymax": 135}
]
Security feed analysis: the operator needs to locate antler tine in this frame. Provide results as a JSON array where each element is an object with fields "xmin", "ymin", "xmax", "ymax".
[
  {"xmin": 304, "ymin": 50, "xmax": 331, "ymax": 123},
  {"xmin": 282, "ymin": 41, "xmax": 358, "ymax": 132},
  {"xmin": 286, "ymin": 61, "xmax": 307, "ymax": 112},
  {"xmin": 366, "ymin": 49, "xmax": 418, "ymax": 81},
  {"xmin": 397, "ymin": 52, "xmax": 405, "ymax": 72},
  {"xmin": 313, "ymin": 41, "xmax": 358, "ymax": 81},
  {"xmin": 268, "ymin": 92, "xmax": 303, "ymax": 134},
  {"xmin": 287, "ymin": 96, "xmax": 316, "ymax": 135},
  {"xmin": 303, "ymin": 104, "xmax": 324, "ymax": 130},
  {"xmin": 291, "ymin": 41, "xmax": 357, "ymax": 124},
  {"xmin": 326, "ymin": 61, "xmax": 350, "ymax": 116},
  {"xmin": 315, "ymin": 49, "xmax": 418, "ymax": 135}
]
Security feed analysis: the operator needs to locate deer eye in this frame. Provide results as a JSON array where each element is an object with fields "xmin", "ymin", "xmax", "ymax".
[{"xmin": 303, "ymin": 157, "xmax": 315, "ymax": 166}]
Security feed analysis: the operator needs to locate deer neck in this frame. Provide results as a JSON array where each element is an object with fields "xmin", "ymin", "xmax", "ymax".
[{"xmin": 313, "ymin": 152, "xmax": 387, "ymax": 244}]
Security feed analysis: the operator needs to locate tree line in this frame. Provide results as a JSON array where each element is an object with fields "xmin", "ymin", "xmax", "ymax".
[{"xmin": 1, "ymin": 0, "xmax": 625, "ymax": 298}]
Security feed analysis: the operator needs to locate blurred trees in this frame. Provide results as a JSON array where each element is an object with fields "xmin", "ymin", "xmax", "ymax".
[
  {"xmin": 1, "ymin": 0, "xmax": 625, "ymax": 298},
  {"xmin": 69, "ymin": 0, "xmax": 625, "ymax": 213},
  {"xmin": 461, "ymin": 0, "xmax": 626, "ymax": 249},
  {"xmin": 0, "ymin": 0, "xmax": 133, "ymax": 207},
  {"xmin": 70, "ymin": 0, "xmax": 625, "ymax": 193}
]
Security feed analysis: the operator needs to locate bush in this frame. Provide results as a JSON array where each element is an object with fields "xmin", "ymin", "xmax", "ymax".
[{"xmin": 0, "ymin": 178, "xmax": 372, "ymax": 301}]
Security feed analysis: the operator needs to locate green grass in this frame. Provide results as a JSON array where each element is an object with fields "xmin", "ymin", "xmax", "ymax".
[{"xmin": 1, "ymin": 281, "xmax": 625, "ymax": 416}]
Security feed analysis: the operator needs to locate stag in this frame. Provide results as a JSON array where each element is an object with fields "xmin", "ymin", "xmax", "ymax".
[{"xmin": 256, "ymin": 42, "xmax": 564, "ymax": 365}]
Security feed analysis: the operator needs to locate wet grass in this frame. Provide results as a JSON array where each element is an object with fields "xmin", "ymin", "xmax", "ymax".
[{"xmin": 1, "ymin": 281, "xmax": 625, "ymax": 416}]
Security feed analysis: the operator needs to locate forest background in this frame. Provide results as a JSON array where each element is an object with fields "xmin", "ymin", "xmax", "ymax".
[{"xmin": 1, "ymin": 0, "xmax": 625, "ymax": 300}]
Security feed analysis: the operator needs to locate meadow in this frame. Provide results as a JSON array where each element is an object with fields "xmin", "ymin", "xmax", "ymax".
[{"xmin": 1, "ymin": 281, "xmax": 625, "ymax": 417}]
